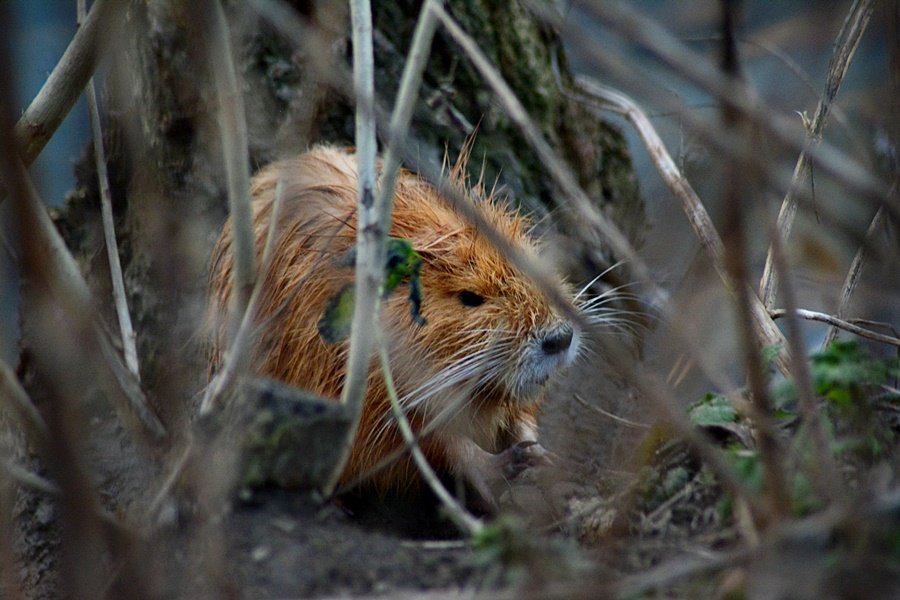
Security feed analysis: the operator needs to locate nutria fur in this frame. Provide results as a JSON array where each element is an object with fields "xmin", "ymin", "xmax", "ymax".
[{"xmin": 207, "ymin": 146, "xmax": 580, "ymax": 498}]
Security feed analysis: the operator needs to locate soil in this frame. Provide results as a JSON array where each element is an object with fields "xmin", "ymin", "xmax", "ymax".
[{"xmin": 10, "ymin": 323, "xmax": 647, "ymax": 599}]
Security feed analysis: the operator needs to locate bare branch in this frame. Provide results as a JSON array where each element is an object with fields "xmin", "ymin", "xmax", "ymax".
[
  {"xmin": 759, "ymin": 0, "xmax": 876, "ymax": 308},
  {"xmin": 324, "ymin": 0, "xmax": 381, "ymax": 498},
  {"xmin": 761, "ymin": 206, "xmax": 841, "ymax": 499},
  {"xmin": 204, "ymin": 0, "xmax": 256, "ymax": 334},
  {"xmin": 823, "ymin": 199, "xmax": 889, "ymax": 348},
  {"xmin": 572, "ymin": 393, "xmax": 649, "ymax": 429},
  {"xmin": 433, "ymin": 4, "xmax": 663, "ymax": 304},
  {"xmin": 1, "ymin": 0, "xmax": 123, "ymax": 201},
  {"xmin": 717, "ymin": 5, "xmax": 790, "ymax": 520},
  {"xmin": 572, "ymin": 77, "xmax": 789, "ymax": 372},
  {"xmin": 772, "ymin": 308, "xmax": 900, "ymax": 348},
  {"xmin": 77, "ymin": 0, "xmax": 140, "ymax": 381},
  {"xmin": 376, "ymin": 0, "xmax": 440, "ymax": 222},
  {"xmin": 200, "ymin": 180, "xmax": 287, "ymax": 415},
  {"xmin": 377, "ymin": 332, "xmax": 483, "ymax": 536},
  {"xmin": 0, "ymin": 46, "xmax": 165, "ymax": 443}
]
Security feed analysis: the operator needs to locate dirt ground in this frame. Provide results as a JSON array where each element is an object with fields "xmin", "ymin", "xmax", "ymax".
[{"xmin": 12, "ymin": 319, "xmax": 652, "ymax": 599}]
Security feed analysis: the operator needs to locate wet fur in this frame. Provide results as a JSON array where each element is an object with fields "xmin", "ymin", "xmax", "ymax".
[{"xmin": 208, "ymin": 146, "xmax": 579, "ymax": 494}]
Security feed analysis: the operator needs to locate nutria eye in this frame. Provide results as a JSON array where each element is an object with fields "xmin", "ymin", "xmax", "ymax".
[{"xmin": 458, "ymin": 290, "xmax": 485, "ymax": 307}]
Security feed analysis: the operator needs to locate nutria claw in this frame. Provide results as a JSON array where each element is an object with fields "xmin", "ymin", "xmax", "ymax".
[{"xmin": 495, "ymin": 441, "xmax": 555, "ymax": 480}]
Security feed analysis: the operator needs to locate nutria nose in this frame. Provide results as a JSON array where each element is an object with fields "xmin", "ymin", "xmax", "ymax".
[{"xmin": 541, "ymin": 326, "xmax": 573, "ymax": 356}]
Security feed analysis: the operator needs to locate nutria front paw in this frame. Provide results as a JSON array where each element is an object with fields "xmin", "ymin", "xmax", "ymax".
[{"xmin": 494, "ymin": 441, "xmax": 555, "ymax": 480}]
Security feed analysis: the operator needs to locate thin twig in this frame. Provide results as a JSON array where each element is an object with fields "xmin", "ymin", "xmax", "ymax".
[
  {"xmin": 823, "ymin": 199, "xmax": 889, "ymax": 348},
  {"xmin": 759, "ymin": 0, "xmax": 876, "ymax": 308},
  {"xmin": 325, "ymin": 0, "xmax": 382, "ymax": 498},
  {"xmin": 572, "ymin": 393, "xmax": 649, "ymax": 429},
  {"xmin": 200, "ymin": 180, "xmax": 287, "ymax": 415},
  {"xmin": 0, "ymin": 56, "xmax": 165, "ymax": 443},
  {"xmin": 0, "ymin": 358, "xmax": 50, "ymax": 442},
  {"xmin": 376, "ymin": 0, "xmax": 440, "ymax": 223},
  {"xmin": 376, "ymin": 332, "xmax": 482, "ymax": 536},
  {"xmin": 78, "ymin": 0, "xmax": 140, "ymax": 380},
  {"xmin": 717, "ymin": 4, "xmax": 790, "ymax": 521},
  {"xmin": 202, "ymin": 0, "xmax": 256, "ymax": 337},
  {"xmin": 772, "ymin": 308, "xmax": 900, "ymax": 348},
  {"xmin": 761, "ymin": 205, "xmax": 842, "ymax": 500},
  {"xmin": 433, "ymin": 3, "xmax": 664, "ymax": 306},
  {"xmin": 326, "ymin": 0, "xmax": 442, "ymax": 495},
  {"xmin": 569, "ymin": 0, "xmax": 886, "ymax": 212},
  {"xmin": 2, "ymin": 461, "xmax": 60, "ymax": 496}
]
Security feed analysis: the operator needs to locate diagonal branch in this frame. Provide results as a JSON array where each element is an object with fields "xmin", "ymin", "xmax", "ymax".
[
  {"xmin": 759, "ymin": 0, "xmax": 876, "ymax": 308},
  {"xmin": 433, "ymin": 4, "xmax": 661, "ymax": 303},
  {"xmin": 1, "ymin": 0, "xmax": 124, "ymax": 202},
  {"xmin": 78, "ymin": 0, "xmax": 140, "ymax": 381},
  {"xmin": 572, "ymin": 78, "xmax": 789, "ymax": 373},
  {"xmin": 0, "ymin": 41, "xmax": 165, "ymax": 443},
  {"xmin": 822, "ymin": 186, "xmax": 892, "ymax": 348},
  {"xmin": 203, "ymin": 0, "xmax": 256, "ymax": 335}
]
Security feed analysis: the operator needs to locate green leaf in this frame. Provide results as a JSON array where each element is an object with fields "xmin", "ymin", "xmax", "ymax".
[
  {"xmin": 317, "ymin": 284, "xmax": 355, "ymax": 343},
  {"xmin": 688, "ymin": 393, "xmax": 738, "ymax": 427},
  {"xmin": 318, "ymin": 237, "xmax": 426, "ymax": 344}
]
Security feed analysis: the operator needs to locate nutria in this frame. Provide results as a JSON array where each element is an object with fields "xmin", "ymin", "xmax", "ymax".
[{"xmin": 207, "ymin": 146, "xmax": 582, "ymax": 502}]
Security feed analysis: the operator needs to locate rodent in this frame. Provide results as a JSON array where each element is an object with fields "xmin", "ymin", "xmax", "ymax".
[{"xmin": 207, "ymin": 145, "xmax": 581, "ymax": 501}]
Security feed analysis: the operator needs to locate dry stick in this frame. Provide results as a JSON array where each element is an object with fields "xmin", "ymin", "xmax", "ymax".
[
  {"xmin": 1, "ymin": 0, "xmax": 123, "ymax": 199},
  {"xmin": 762, "ymin": 212, "xmax": 842, "ymax": 499},
  {"xmin": 375, "ymin": 0, "xmax": 440, "ymax": 225},
  {"xmin": 204, "ymin": 0, "xmax": 256, "ymax": 335},
  {"xmin": 572, "ymin": 393, "xmax": 649, "ymax": 429},
  {"xmin": 250, "ymin": 0, "xmax": 765, "ymax": 521},
  {"xmin": 759, "ymin": 0, "xmax": 876, "ymax": 309},
  {"xmin": 718, "ymin": 3, "xmax": 790, "ymax": 522},
  {"xmin": 326, "ymin": 1, "xmax": 442, "ymax": 495},
  {"xmin": 324, "ymin": 0, "xmax": 381, "ymax": 499},
  {"xmin": 575, "ymin": 78, "xmax": 837, "ymax": 505},
  {"xmin": 573, "ymin": 77, "xmax": 789, "ymax": 375},
  {"xmin": 573, "ymin": 0, "xmax": 886, "ymax": 212},
  {"xmin": 77, "ymin": 0, "xmax": 140, "ymax": 380},
  {"xmin": 0, "ymin": 133, "xmax": 166, "ymax": 445},
  {"xmin": 376, "ymin": 333, "xmax": 482, "ymax": 536},
  {"xmin": 432, "ymin": 4, "xmax": 663, "ymax": 307},
  {"xmin": 823, "ymin": 201, "xmax": 888, "ymax": 348},
  {"xmin": 0, "ymin": 358, "xmax": 50, "ymax": 442},
  {"xmin": 774, "ymin": 308, "xmax": 900, "ymax": 348},
  {"xmin": 200, "ymin": 180, "xmax": 287, "ymax": 415}
]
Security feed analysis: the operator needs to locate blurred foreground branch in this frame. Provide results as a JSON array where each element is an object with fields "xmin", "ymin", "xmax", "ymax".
[{"xmin": 2, "ymin": 0, "xmax": 124, "ymax": 202}]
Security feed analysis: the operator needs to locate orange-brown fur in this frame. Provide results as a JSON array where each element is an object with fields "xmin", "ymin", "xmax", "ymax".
[{"xmin": 208, "ymin": 146, "xmax": 576, "ymax": 493}]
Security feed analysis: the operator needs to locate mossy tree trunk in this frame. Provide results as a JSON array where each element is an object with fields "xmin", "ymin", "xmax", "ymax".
[{"xmin": 49, "ymin": 0, "xmax": 644, "ymax": 427}]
